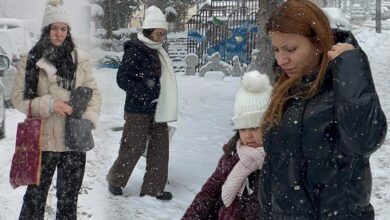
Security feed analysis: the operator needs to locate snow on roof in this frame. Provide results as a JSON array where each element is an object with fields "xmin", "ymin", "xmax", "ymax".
[
  {"xmin": 199, "ymin": 0, "xmax": 241, "ymax": 11},
  {"xmin": 167, "ymin": 31, "xmax": 188, "ymax": 38},
  {"xmin": 165, "ymin": 6, "xmax": 177, "ymax": 15},
  {"xmin": 199, "ymin": 0, "xmax": 212, "ymax": 11}
]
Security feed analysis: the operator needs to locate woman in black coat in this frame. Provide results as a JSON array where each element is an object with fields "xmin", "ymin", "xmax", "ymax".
[
  {"xmin": 106, "ymin": 5, "xmax": 178, "ymax": 201},
  {"xmin": 258, "ymin": 1, "xmax": 387, "ymax": 219}
]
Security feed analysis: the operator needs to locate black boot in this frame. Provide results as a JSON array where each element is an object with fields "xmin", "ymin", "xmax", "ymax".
[
  {"xmin": 108, "ymin": 184, "xmax": 123, "ymax": 196},
  {"xmin": 140, "ymin": 191, "xmax": 172, "ymax": 201},
  {"xmin": 156, "ymin": 191, "xmax": 173, "ymax": 201}
]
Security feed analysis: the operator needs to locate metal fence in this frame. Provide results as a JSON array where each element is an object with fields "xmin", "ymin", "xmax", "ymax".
[{"xmin": 187, "ymin": 0, "xmax": 259, "ymax": 66}]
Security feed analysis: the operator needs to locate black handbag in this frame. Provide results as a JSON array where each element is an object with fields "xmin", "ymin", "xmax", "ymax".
[
  {"xmin": 65, "ymin": 117, "xmax": 94, "ymax": 151},
  {"xmin": 65, "ymin": 50, "xmax": 95, "ymax": 151}
]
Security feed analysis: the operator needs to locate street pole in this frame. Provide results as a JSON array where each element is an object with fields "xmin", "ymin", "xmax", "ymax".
[
  {"xmin": 376, "ymin": 0, "xmax": 381, "ymax": 33},
  {"xmin": 343, "ymin": 0, "xmax": 347, "ymax": 13}
]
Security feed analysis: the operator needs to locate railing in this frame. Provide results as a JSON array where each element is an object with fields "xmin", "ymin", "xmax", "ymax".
[{"xmin": 187, "ymin": 0, "xmax": 259, "ymax": 66}]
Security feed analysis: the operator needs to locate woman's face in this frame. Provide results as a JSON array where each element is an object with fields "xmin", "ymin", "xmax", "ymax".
[
  {"xmin": 150, "ymin": 28, "xmax": 166, "ymax": 42},
  {"xmin": 239, "ymin": 128, "xmax": 262, "ymax": 148},
  {"xmin": 269, "ymin": 31, "xmax": 322, "ymax": 78},
  {"xmin": 49, "ymin": 22, "xmax": 69, "ymax": 47}
]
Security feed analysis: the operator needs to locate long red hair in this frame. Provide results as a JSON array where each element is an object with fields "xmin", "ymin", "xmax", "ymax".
[{"xmin": 260, "ymin": 0, "xmax": 334, "ymax": 133}]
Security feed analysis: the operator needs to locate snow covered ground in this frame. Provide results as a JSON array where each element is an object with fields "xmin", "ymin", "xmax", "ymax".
[{"xmin": 1, "ymin": 26, "xmax": 390, "ymax": 219}]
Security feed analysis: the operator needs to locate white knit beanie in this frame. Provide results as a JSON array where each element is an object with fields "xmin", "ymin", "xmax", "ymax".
[
  {"xmin": 232, "ymin": 71, "xmax": 272, "ymax": 129},
  {"xmin": 142, "ymin": 6, "xmax": 168, "ymax": 30},
  {"xmin": 41, "ymin": 0, "xmax": 70, "ymax": 30}
]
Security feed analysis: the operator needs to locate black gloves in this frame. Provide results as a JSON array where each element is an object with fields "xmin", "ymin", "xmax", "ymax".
[{"xmin": 68, "ymin": 86, "xmax": 93, "ymax": 118}]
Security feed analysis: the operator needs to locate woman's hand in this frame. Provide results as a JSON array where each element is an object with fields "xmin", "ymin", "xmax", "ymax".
[
  {"xmin": 53, "ymin": 100, "xmax": 73, "ymax": 116},
  {"xmin": 327, "ymin": 43, "xmax": 355, "ymax": 60}
]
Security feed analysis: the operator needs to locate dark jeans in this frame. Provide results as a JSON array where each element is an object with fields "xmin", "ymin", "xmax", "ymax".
[{"xmin": 19, "ymin": 151, "xmax": 86, "ymax": 220}]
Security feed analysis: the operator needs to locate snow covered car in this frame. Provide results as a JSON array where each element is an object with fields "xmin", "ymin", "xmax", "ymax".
[
  {"xmin": 0, "ymin": 30, "xmax": 19, "ymax": 65},
  {"xmin": 322, "ymin": 7, "xmax": 352, "ymax": 31},
  {"xmin": 0, "ymin": 53, "xmax": 10, "ymax": 139},
  {"xmin": 0, "ymin": 18, "xmax": 33, "ymax": 55},
  {"xmin": 370, "ymin": 7, "xmax": 390, "ymax": 20},
  {"xmin": 351, "ymin": 5, "xmax": 367, "ymax": 21},
  {"xmin": 0, "ymin": 44, "xmax": 17, "ymax": 108}
]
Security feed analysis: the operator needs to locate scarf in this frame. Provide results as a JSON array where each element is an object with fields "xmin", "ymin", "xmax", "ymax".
[
  {"xmin": 221, "ymin": 141, "xmax": 265, "ymax": 207},
  {"xmin": 137, "ymin": 32, "xmax": 178, "ymax": 123},
  {"xmin": 24, "ymin": 41, "xmax": 76, "ymax": 99}
]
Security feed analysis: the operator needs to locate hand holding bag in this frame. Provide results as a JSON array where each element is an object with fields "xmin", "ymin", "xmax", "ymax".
[
  {"xmin": 64, "ymin": 50, "xmax": 95, "ymax": 151},
  {"xmin": 65, "ymin": 86, "xmax": 94, "ymax": 151},
  {"xmin": 10, "ymin": 101, "xmax": 42, "ymax": 188}
]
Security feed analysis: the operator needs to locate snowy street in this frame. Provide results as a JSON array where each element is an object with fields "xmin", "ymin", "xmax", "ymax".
[{"xmin": 0, "ymin": 26, "xmax": 390, "ymax": 219}]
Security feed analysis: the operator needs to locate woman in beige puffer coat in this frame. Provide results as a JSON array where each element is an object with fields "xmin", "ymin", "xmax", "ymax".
[
  {"xmin": 11, "ymin": 1, "xmax": 101, "ymax": 219},
  {"xmin": 13, "ymin": 48, "xmax": 101, "ymax": 152}
]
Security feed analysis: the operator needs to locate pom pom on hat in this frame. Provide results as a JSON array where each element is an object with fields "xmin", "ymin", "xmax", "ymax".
[
  {"xmin": 142, "ymin": 5, "xmax": 168, "ymax": 30},
  {"xmin": 241, "ymin": 70, "xmax": 272, "ymax": 93},
  {"xmin": 48, "ymin": 0, "xmax": 62, "ymax": 6},
  {"xmin": 232, "ymin": 71, "xmax": 272, "ymax": 129},
  {"xmin": 41, "ymin": 0, "xmax": 70, "ymax": 30}
]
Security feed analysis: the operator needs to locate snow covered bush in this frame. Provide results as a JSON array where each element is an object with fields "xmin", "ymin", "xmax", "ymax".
[
  {"xmin": 165, "ymin": 6, "xmax": 177, "ymax": 23},
  {"xmin": 97, "ymin": 28, "xmax": 137, "ymax": 52},
  {"xmin": 93, "ymin": 28, "xmax": 137, "ymax": 67},
  {"xmin": 199, "ymin": 52, "xmax": 232, "ymax": 77},
  {"xmin": 94, "ymin": 28, "xmax": 107, "ymax": 39},
  {"xmin": 112, "ymin": 28, "xmax": 138, "ymax": 40},
  {"xmin": 96, "ymin": 51, "xmax": 123, "ymax": 68}
]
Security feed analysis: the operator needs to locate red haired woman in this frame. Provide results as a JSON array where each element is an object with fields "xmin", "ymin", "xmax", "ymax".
[{"xmin": 258, "ymin": 1, "xmax": 387, "ymax": 219}]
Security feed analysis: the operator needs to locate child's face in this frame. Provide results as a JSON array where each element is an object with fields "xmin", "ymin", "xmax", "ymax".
[{"xmin": 239, "ymin": 128, "xmax": 262, "ymax": 148}]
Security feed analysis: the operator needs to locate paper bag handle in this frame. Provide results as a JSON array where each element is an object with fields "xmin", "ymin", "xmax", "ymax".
[{"xmin": 27, "ymin": 100, "xmax": 32, "ymax": 119}]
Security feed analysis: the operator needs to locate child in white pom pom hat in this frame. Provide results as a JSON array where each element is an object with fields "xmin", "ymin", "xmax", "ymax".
[{"xmin": 182, "ymin": 71, "xmax": 272, "ymax": 219}]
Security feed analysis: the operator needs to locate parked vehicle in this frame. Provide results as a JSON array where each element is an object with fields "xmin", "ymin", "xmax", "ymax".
[
  {"xmin": 384, "ymin": 0, "xmax": 390, "ymax": 10},
  {"xmin": 322, "ymin": 7, "xmax": 352, "ymax": 31},
  {"xmin": 0, "ymin": 30, "xmax": 19, "ymax": 65},
  {"xmin": 0, "ymin": 26, "xmax": 20, "ymax": 108},
  {"xmin": 0, "ymin": 53, "xmax": 10, "ymax": 139},
  {"xmin": 351, "ymin": 4, "xmax": 367, "ymax": 21},
  {"xmin": 370, "ymin": 6, "xmax": 390, "ymax": 20},
  {"xmin": 0, "ymin": 42, "xmax": 17, "ymax": 107}
]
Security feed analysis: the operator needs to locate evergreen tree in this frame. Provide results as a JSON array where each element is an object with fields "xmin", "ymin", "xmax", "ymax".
[
  {"xmin": 94, "ymin": 0, "xmax": 141, "ymax": 38},
  {"xmin": 94, "ymin": 0, "xmax": 198, "ymax": 36}
]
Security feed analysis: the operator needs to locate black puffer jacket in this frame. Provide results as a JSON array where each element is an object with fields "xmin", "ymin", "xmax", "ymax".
[
  {"xmin": 259, "ymin": 30, "xmax": 387, "ymax": 220},
  {"xmin": 117, "ymin": 39, "xmax": 161, "ymax": 114}
]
